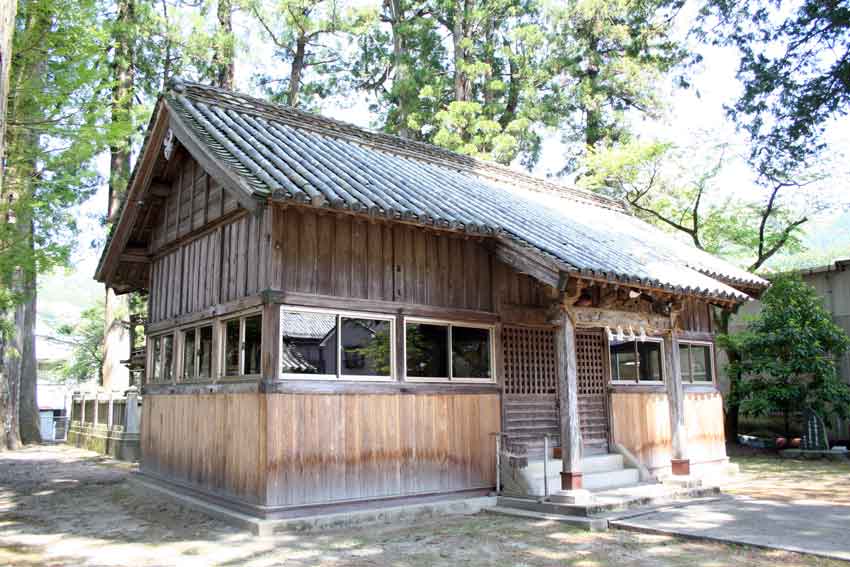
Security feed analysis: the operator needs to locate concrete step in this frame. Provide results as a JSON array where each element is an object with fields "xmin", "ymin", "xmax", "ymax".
[
  {"xmin": 517, "ymin": 453, "xmax": 627, "ymax": 476},
  {"xmin": 583, "ymin": 468, "xmax": 641, "ymax": 491}
]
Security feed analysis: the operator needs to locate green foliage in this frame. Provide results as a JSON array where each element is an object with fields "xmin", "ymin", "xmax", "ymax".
[
  {"xmin": 698, "ymin": 0, "xmax": 850, "ymax": 179},
  {"xmin": 56, "ymin": 301, "xmax": 106, "ymax": 384},
  {"xmin": 721, "ymin": 275, "xmax": 850, "ymax": 426},
  {"xmin": 548, "ymin": 0, "xmax": 689, "ymax": 170},
  {"xmin": 0, "ymin": 0, "xmax": 112, "ymax": 319},
  {"xmin": 579, "ymin": 139, "xmax": 806, "ymax": 266}
]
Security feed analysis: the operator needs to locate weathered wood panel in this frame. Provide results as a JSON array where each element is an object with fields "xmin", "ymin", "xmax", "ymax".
[
  {"xmin": 679, "ymin": 297, "xmax": 713, "ymax": 334},
  {"xmin": 141, "ymin": 394, "xmax": 266, "ymax": 504},
  {"xmin": 610, "ymin": 389, "xmax": 727, "ymax": 472},
  {"xmin": 150, "ymin": 153, "xmax": 238, "ymax": 253},
  {"xmin": 264, "ymin": 392, "xmax": 500, "ymax": 507},
  {"xmin": 147, "ymin": 212, "xmax": 267, "ymax": 324},
  {"xmin": 610, "ymin": 391, "xmax": 672, "ymax": 472},
  {"xmin": 271, "ymin": 206, "xmax": 495, "ymax": 311},
  {"xmin": 684, "ymin": 391, "xmax": 727, "ymax": 464}
]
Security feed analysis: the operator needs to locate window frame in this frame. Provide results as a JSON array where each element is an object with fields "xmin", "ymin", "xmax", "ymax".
[
  {"xmin": 147, "ymin": 332, "xmax": 176, "ymax": 384},
  {"xmin": 220, "ymin": 310, "xmax": 263, "ymax": 379},
  {"xmin": 403, "ymin": 317, "xmax": 496, "ymax": 384},
  {"xmin": 178, "ymin": 323, "xmax": 215, "ymax": 382},
  {"xmin": 279, "ymin": 306, "xmax": 396, "ymax": 382},
  {"xmin": 607, "ymin": 336, "xmax": 666, "ymax": 385},
  {"xmin": 678, "ymin": 340, "xmax": 716, "ymax": 384}
]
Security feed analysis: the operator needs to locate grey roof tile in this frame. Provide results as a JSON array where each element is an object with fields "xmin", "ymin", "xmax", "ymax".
[{"xmin": 164, "ymin": 80, "xmax": 767, "ymax": 301}]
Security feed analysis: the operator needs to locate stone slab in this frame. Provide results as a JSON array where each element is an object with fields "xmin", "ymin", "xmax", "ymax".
[
  {"xmin": 128, "ymin": 476, "xmax": 497, "ymax": 536},
  {"xmin": 611, "ymin": 495, "xmax": 850, "ymax": 562}
]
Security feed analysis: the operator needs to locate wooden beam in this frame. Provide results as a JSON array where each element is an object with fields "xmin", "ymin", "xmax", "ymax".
[
  {"xmin": 556, "ymin": 308, "xmax": 583, "ymax": 489},
  {"xmin": 492, "ymin": 238, "xmax": 562, "ymax": 289},
  {"xmin": 663, "ymin": 316, "xmax": 689, "ymax": 475}
]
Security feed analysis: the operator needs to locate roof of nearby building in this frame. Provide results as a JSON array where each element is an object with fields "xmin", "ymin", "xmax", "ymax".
[
  {"xmin": 281, "ymin": 311, "xmax": 335, "ymax": 340},
  {"xmin": 99, "ymin": 79, "xmax": 769, "ymax": 302}
]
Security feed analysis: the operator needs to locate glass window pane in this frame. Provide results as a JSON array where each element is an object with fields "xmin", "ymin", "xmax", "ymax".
[
  {"xmin": 610, "ymin": 341, "xmax": 637, "ymax": 381},
  {"xmin": 243, "ymin": 315, "xmax": 262, "ymax": 375},
  {"xmin": 692, "ymin": 345, "xmax": 712, "ymax": 382},
  {"xmin": 452, "ymin": 326, "xmax": 491, "ymax": 379},
  {"xmin": 637, "ymin": 341, "xmax": 662, "ymax": 382},
  {"xmin": 341, "ymin": 317, "xmax": 391, "ymax": 377},
  {"xmin": 224, "ymin": 319, "xmax": 240, "ymax": 376},
  {"xmin": 679, "ymin": 344, "xmax": 691, "ymax": 381},
  {"xmin": 198, "ymin": 326, "xmax": 213, "ymax": 378},
  {"xmin": 183, "ymin": 329, "xmax": 196, "ymax": 380},
  {"xmin": 162, "ymin": 335, "xmax": 174, "ymax": 382},
  {"xmin": 152, "ymin": 337, "xmax": 162, "ymax": 382},
  {"xmin": 406, "ymin": 323, "xmax": 449, "ymax": 378},
  {"xmin": 280, "ymin": 311, "xmax": 337, "ymax": 375}
]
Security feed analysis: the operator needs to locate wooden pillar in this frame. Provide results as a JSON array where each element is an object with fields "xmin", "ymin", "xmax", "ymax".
[
  {"xmin": 556, "ymin": 309, "xmax": 583, "ymax": 489},
  {"xmin": 663, "ymin": 327, "xmax": 690, "ymax": 475},
  {"xmin": 107, "ymin": 391, "xmax": 114, "ymax": 428},
  {"xmin": 92, "ymin": 391, "xmax": 99, "ymax": 427}
]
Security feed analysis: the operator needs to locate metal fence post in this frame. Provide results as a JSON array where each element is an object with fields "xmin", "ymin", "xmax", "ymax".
[
  {"xmin": 107, "ymin": 391, "xmax": 114, "ymax": 428},
  {"xmin": 80, "ymin": 392, "xmax": 86, "ymax": 424}
]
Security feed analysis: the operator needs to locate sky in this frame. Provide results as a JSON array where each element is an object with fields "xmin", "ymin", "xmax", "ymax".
[{"xmin": 37, "ymin": 2, "xmax": 850, "ymax": 336}]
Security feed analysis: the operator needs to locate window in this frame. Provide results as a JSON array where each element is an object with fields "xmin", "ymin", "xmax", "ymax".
[
  {"xmin": 679, "ymin": 342, "xmax": 714, "ymax": 383},
  {"xmin": 149, "ymin": 333, "xmax": 175, "ymax": 383},
  {"xmin": 222, "ymin": 313, "xmax": 263, "ymax": 377},
  {"xmin": 183, "ymin": 329, "xmax": 196, "ymax": 380},
  {"xmin": 198, "ymin": 326, "xmax": 213, "ymax": 378},
  {"xmin": 162, "ymin": 335, "xmax": 174, "ymax": 382},
  {"xmin": 609, "ymin": 339, "xmax": 664, "ymax": 383},
  {"xmin": 404, "ymin": 319, "xmax": 494, "ymax": 382},
  {"xmin": 181, "ymin": 325, "xmax": 214, "ymax": 380},
  {"xmin": 280, "ymin": 308, "xmax": 394, "ymax": 380}
]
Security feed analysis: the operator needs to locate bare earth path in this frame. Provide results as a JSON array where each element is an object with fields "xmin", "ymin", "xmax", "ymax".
[{"xmin": 0, "ymin": 445, "xmax": 845, "ymax": 566}]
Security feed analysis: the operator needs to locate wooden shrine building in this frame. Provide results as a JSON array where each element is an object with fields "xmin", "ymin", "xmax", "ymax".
[{"xmin": 96, "ymin": 80, "xmax": 767, "ymax": 517}]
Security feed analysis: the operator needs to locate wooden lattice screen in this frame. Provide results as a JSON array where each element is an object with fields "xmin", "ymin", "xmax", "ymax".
[
  {"xmin": 502, "ymin": 326, "xmax": 558, "ymax": 395},
  {"xmin": 576, "ymin": 330, "xmax": 607, "ymax": 395}
]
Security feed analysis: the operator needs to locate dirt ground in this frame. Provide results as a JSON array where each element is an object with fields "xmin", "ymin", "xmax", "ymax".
[
  {"xmin": 724, "ymin": 446, "xmax": 850, "ymax": 505},
  {"xmin": 0, "ymin": 445, "xmax": 847, "ymax": 567}
]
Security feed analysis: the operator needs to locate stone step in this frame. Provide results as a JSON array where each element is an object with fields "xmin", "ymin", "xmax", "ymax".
[
  {"xmin": 519, "ymin": 453, "xmax": 626, "ymax": 476},
  {"xmin": 583, "ymin": 468, "xmax": 641, "ymax": 491}
]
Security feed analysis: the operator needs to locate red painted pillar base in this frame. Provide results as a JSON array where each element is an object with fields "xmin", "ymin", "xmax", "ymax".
[
  {"xmin": 671, "ymin": 459, "xmax": 690, "ymax": 476},
  {"xmin": 560, "ymin": 472, "xmax": 583, "ymax": 490}
]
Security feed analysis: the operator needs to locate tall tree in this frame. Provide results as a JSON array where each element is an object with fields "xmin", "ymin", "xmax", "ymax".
[
  {"xmin": 698, "ymin": 0, "xmax": 850, "ymax": 179},
  {"xmin": 547, "ymin": 0, "xmax": 688, "ymax": 171},
  {"xmin": 248, "ymin": 0, "xmax": 360, "ymax": 108},
  {"xmin": 102, "ymin": 0, "xmax": 137, "ymax": 393},
  {"xmin": 1, "ymin": 0, "xmax": 109, "ymax": 447},
  {"xmin": 212, "ymin": 0, "xmax": 235, "ymax": 88}
]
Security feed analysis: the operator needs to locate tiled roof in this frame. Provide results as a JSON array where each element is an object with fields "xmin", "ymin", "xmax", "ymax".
[
  {"xmin": 280, "ymin": 311, "xmax": 335, "ymax": 340},
  {"xmin": 164, "ymin": 79, "xmax": 767, "ymax": 301}
]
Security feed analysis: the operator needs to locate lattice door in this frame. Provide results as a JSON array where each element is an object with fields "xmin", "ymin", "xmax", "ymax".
[
  {"xmin": 502, "ymin": 326, "xmax": 558, "ymax": 395},
  {"xmin": 576, "ymin": 329, "xmax": 610, "ymax": 453}
]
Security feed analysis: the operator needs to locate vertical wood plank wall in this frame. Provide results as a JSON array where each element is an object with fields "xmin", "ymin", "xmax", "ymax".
[
  {"xmin": 610, "ymin": 390, "xmax": 727, "ymax": 473},
  {"xmin": 150, "ymin": 153, "xmax": 239, "ymax": 251},
  {"xmin": 141, "ymin": 394, "xmax": 266, "ymax": 504},
  {"xmin": 141, "ymin": 392, "xmax": 499, "ymax": 508},
  {"xmin": 148, "ymin": 211, "xmax": 270, "ymax": 324},
  {"xmin": 684, "ymin": 391, "xmax": 727, "ymax": 464},
  {"xmin": 679, "ymin": 298, "xmax": 713, "ymax": 334},
  {"xmin": 269, "ymin": 206, "xmax": 495, "ymax": 311}
]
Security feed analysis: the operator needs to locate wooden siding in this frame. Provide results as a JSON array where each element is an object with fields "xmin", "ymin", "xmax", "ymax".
[
  {"xmin": 141, "ymin": 394, "xmax": 266, "ymax": 504},
  {"xmin": 150, "ymin": 153, "xmax": 238, "ymax": 252},
  {"xmin": 679, "ymin": 297, "xmax": 713, "ymax": 334},
  {"xmin": 610, "ymin": 389, "xmax": 727, "ymax": 472},
  {"xmin": 270, "ymin": 206, "xmax": 495, "ymax": 311},
  {"xmin": 148, "ymin": 212, "xmax": 270, "ymax": 323},
  {"xmin": 265, "ymin": 393, "xmax": 499, "ymax": 506},
  {"xmin": 684, "ymin": 391, "xmax": 727, "ymax": 464},
  {"xmin": 141, "ymin": 392, "xmax": 499, "ymax": 508},
  {"xmin": 610, "ymin": 391, "xmax": 672, "ymax": 472}
]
